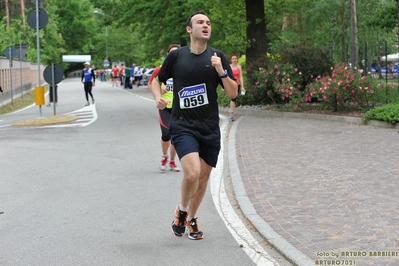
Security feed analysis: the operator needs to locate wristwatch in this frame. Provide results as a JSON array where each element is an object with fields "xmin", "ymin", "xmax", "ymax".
[{"xmin": 218, "ymin": 69, "xmax": 228, "ymax": 78}]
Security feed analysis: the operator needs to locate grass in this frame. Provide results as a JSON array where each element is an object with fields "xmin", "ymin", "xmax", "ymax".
[{"xmin": 0, "ymin": 86, "xmax": 49, "ymax": 115}]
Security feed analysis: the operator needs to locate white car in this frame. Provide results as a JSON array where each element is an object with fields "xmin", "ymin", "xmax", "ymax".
[{"xmin": 140, "ymin": 68, "xmax": 155, "ymax": 86}]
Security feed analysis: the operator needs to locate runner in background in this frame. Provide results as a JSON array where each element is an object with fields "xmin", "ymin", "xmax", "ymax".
[
  {"xmin": 228, "ymin": 54, "xmax": 246, "ymax": 121},
  {"xmin": 149, "ymin": 44, "xmax": 181, "ymax": 172},
  {"xmin": 111, "ymin": 65, "xmax": 119, "ymax": 87}
]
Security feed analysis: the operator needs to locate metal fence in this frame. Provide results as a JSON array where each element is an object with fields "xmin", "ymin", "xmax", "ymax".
[{"xmin": 0, "ymin": 57, "xmax": 45, "ymax": 107}]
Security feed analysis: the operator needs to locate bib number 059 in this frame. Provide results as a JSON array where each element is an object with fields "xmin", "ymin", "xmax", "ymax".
[{"xmin": 184, "ymin": 95, "xmax": 205, "ymax": 108}]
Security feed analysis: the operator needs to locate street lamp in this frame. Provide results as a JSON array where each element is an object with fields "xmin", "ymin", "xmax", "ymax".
[{"xmin": 94, "ymin": 10, "xmax": 108, "ymax": 60}]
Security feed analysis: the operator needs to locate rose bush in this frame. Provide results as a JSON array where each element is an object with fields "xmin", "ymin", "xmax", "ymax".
[
  {"xmin": 304, "ymin": 62, "xmax": 394, "ymax": 110},
  {"xmin": 251, "ymin": 63, "xmax": 303, "ymax": 105}
]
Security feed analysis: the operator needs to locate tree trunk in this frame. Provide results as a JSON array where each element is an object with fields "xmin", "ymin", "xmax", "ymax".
[
  {"xmin": 340, "ymin": 3, "xmax": 346, "ymax": 62},
  {"xmin": 245, "ymin": 0, "xmax": 268, "ymax": 89},
  {"xmin": 5, "ymin": 0, "xmax": 10, "ymax": 30},
  {"xmin": 397, "ymin": 0, "xmax": 399, "ymax": 90},
  {"xmin": 21, "ymin": 0, "xmax": 26, "ymax": 34},
  {"xmin": 350, "ymin": 0, "xmax": 358, "ymax": 68}
]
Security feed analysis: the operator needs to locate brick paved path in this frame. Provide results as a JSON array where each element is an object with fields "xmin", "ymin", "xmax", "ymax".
[{"xmin": 234, "ymin": 116, "xmax": 399, "ymax": 266}]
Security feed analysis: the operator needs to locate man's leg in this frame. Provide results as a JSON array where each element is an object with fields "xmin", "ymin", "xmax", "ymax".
[
  {"xmin": 182, "ymin": 155, "xmax": 212, "ymax": 240},
  {"xmin": 171, "ymin": 152, "xmax": 200, "ymax": 237},
  {"xmin": 186, "ymin": 158, "xmax": 212, "ymax": 217},
  {"xmin": 180, "ymin": 152, "xmax": 202, "ymax": 208},
  {"xmin": 84, "ymin": 84, "xmax": 90, "ymax": 105}
]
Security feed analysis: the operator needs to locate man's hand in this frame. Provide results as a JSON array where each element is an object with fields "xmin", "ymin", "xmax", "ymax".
[
  {"xmin": 211, "ymin": 52, "xmax": 224, "ymax": 75},
  {"xmin": 156, "ymin": 98, "xmax": 170, "ymax": 110}
]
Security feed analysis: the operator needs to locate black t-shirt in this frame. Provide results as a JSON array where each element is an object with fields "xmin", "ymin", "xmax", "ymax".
[{"xmin": 157, "ymin": 46, "xmax": 235, "ymax": 133}]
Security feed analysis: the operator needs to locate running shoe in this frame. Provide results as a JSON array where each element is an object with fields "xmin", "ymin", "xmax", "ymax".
[
  {"xmin": 187, "ymin": 217, "xmax": 203, "ymax": 240},
  {"xmin": 92, "ymin": 98, "xmax": 95, "ymax": 104},
  {"xmin": 171, "ymin": 205, "xmax": 188, "ymax": 237},
  {"xmin": 169, "ymin": 161, "xmax": 180, "ymax": 172},
  {"xmin": 159, "ymin": 155, "xmax": 168, "ymax": 171},
  {"xmin": 229, "ymin": 115, "xmax": 235, "ymax": 122},
  {"xmin": 85, "ymin": 101, "xmax": 90, "ymax": 106}
]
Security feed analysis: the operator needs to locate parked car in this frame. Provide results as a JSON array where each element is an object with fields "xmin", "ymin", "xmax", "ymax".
[{"xmin": 140, "ymin": 68, "xmax": 155, "ymax": 86}]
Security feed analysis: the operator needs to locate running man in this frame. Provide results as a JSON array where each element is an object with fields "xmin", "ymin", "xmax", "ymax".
[
  {"xmin": 151, "ymin": 11, "xmax": 237, "ymax": 240},
  {"xmin": 81, "ymin": 61, "xmax": 95, "ymax": 106},
  {"xmin": 149, "ymin": 44, "xmax": 181, "ymax": 172}
]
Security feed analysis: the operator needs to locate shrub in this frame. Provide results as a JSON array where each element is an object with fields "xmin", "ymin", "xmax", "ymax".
[
  {"xmin": 305, "ymin": 62, "xmax": 392, "ymax": 110},
  {"xmin": 362, "ymin": 103, "xmax": 399, "ymax": 124},
  {"xmin": 281, "ymin": 45, "xmax": 333, "ymax": 88},
  {"xmin": 250, "ymin": 63, "xmax": 303, "ymax": 106}
]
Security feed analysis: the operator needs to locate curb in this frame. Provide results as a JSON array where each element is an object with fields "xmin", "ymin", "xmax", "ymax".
[
  {"xmin": 220, "ymin": 106, "xmax": 399, "ymax": 129},
  {"xmin": 219, "ymin": 106, "xmax": 363, "ymax": 125}
]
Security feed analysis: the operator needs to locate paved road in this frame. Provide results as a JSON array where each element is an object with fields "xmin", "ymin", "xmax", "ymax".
[
  {"xmin": 0, "ymin": 78, "xmax": 288, "ymax": 266},
  {"xmin": 225, "ymin": 109, "xmax": 399, "ymax": 266}
]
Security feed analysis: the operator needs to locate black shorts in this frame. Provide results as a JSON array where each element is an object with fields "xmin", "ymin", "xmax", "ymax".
[{"xmin": 169, "ymin": 122, "xmax": 221, "ymax": 167}]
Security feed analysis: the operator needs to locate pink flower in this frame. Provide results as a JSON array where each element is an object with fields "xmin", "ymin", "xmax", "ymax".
[
  {"xmin": 255, "ymin": 81, "xmax": 259, "ymax": 85},
  {"xmin": 274, "ymin": 65, "xmax": 279, "ymax": 69}
]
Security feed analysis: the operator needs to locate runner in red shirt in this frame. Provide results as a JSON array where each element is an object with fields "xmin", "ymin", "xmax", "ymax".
[{"xmin": 111, "ymin": 65, "xmax": 119, "ymax": 87}]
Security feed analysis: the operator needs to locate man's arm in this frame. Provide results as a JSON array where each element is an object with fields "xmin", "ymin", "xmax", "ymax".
[
  {"xmin": 91, "ymin": 70, "xmax": 96, "ymax": 84},
  {"xmin": 211, "ymin": 52, "xmax": 238, "ymax": 99}
]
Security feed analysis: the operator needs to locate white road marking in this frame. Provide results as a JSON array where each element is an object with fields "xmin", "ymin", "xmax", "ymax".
[
  {"xmin": 210, "ymin": 116, "xmax": 278, "ymax": 266},
  {"xmin": 42, "ymin": 104, "xmax": 98, "ymax": 128}
]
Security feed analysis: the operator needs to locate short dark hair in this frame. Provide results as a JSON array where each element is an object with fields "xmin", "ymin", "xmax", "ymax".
[
  {"xmin": 186, "ymin": 11, "xmax": 206, "ymax": 28},
  {"xmin": 167, "ymin": 44, "xmax": 180, "ymax": 53}
]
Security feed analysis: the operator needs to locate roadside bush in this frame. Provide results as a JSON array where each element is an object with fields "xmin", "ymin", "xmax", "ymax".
[
  {"xmin": 362, "ymin": 103, "xmax": 399, "ymax": 124},
  {"xmin": 281, "ymin": 45, "xmax": 333, "ymax": 88},
  {"xmin": 305, "ymin": 62, "xmax": 392, "ymax": 110},
  {"xmin": 250, "ymin": 63, "xmax": 303, "ymax": 106}
]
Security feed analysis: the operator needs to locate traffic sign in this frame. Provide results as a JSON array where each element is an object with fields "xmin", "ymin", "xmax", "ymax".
[
  {"xmin": 43, "ymin": 64, "xmax": 64, "ymax": 84},
  {"xmin": 27, "ymin": 8, "xmax": 48, "ymax": 29},
  {"xmin": 14, "ymin": 44, "xmax": 29, "ymax": 60},
  {"xmin": 4, "ymin": 46, "xmax": 17, "ymax": 59}
]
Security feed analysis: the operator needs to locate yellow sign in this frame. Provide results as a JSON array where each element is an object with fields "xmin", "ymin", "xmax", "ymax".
[{"xmin": 35, "ymin": 86, "xmax": 45, "ymax": 105}]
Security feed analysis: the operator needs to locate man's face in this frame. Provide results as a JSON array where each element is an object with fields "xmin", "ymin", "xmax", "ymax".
[{"xmin": 187, "ymin": 14, "xmax": 211, "ymax": 41}]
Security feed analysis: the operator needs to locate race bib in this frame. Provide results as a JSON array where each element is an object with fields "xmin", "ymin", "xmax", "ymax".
[
  {"xmin": 178, "ymin": 83, "xmax": 209, "ymax": 109},
  {"xmin": 165, "ymin": 79, "xmax": 173, "ymax": 92}
]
